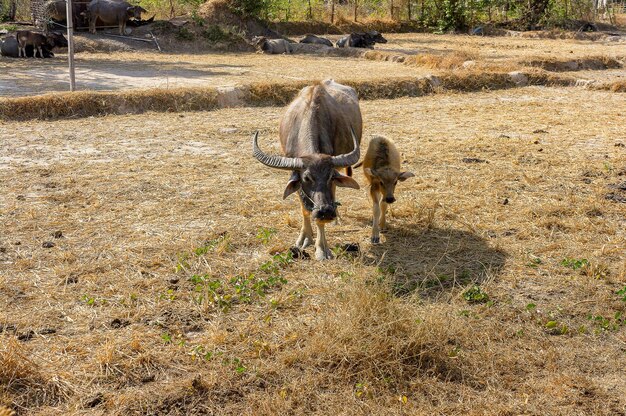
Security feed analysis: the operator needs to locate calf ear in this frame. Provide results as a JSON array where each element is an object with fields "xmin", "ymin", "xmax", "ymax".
[
  {"xmin": 283, "ymin": 171, "xmax": 301, "ymax": 199},
  {"xmin": 333, "ymin": 172, "xmax": 360, "ymax": 190},
  {"xmin": 398, "ymin": 171, "xmax": 415, "ymax": 181}
]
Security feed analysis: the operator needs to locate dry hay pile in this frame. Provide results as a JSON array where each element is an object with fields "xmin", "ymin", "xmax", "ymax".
[{"xmin": 0, "ymin": 71, "xmax": 582, "ymax": 121}]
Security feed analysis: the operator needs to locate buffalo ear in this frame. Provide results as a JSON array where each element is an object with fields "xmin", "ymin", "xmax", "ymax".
[
  {"xmin": 283, "ymin": 171, "xmax": 301, "ymax": 199},
  {"xmin": 333, "ymin": 172, "xmax": 360, "ymax": 190},
  {"xmin": 398, "ymin": 171, "xmax": 415, "ymax": 181}
]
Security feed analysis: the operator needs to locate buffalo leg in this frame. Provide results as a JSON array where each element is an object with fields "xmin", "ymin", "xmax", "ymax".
[
  {"xmin": 119, "ymin": 21, "xmax": 124, "ymax": 36},
  {"xmin": 36, "ymin": 46, "xmax": 43, "ymax": 58},
  {"xmin": 314, "ymin": 222, "xmax": 333, "ymax": 260},
  {"xmin": 295, "ymin": 200, "xmax": 313, "ymax": 249},
  {"xmin": 370, "ymin": 187, "xmax": 381, "ymax": 244}
]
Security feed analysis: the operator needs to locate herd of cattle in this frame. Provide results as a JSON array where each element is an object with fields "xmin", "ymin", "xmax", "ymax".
[
  {"xmin": 252, "ymin": 79, "xmax": 412, "ymax": 259},
  {"xmin": 251, "ymin": 31, "xmax": 388, "ymax": 54}
]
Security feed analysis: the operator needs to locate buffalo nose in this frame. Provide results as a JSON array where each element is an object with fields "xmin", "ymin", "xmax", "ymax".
[
  {"xmin": 313, "ymin": 206, "xmax": 336, "ymax": 221},
  {"xmin": 385, "ymin": 197, "xmax": 396, "ymax": 204}
]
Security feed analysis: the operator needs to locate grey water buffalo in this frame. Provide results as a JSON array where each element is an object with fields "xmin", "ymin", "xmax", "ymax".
[
  {"xmin": 251, "ymin": 36, "xmax": 292, "ymax": 54},
  {"xmin": 44, "ymin": 0, "xmax": 89, "ymax": 29},
  {"xmin": 358, "ymin": 136, "xmax": 414, "ymax": 244},
  {"xmin": 252, "ymin": 79, "xmax": 362, "ymax": 260},
  {"xmin": 15, "ymin": 30, "xmax": 67, "ymax": 58},
  {"xmin": 336, "ymin": 31, "xmax": 388, "ymax": 48},
  {"xmin": 299, "ymin": 34, "xmax": 333, "ymax": 47},
  {"xmin": 87, "ymin": 0, "xmax": 146, "ymax": 35}
]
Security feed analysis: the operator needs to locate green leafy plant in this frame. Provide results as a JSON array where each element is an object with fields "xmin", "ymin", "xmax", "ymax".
[
  {"xmin": 617, "ymin": 286, "xmax": 626, "ymax": 303},
  {"xmin": 462, "ymin": 285, "xmax": 489, "ymax": 304},
  {"xmin": 561, "ymin": 257, "xmax": 589, "ymax": 270},
  {"xmin": 256, "ymin": 227, "xmax": 277, "ymax": 245}
]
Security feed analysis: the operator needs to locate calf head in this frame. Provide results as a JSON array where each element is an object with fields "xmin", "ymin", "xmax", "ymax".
[
  {"xmin": 253, "ymin": 131, "xmax": 360, "ymax": 222},
  {"xmin": 365, "ymin": 167, "xmax": 414, "ymax": 203}
]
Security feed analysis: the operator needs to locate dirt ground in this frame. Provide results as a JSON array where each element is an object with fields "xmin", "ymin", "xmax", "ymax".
[
  {"xmin": 1, "ymin": 32, "xmax": 624, "ymax": 96},
  {"xmin": 1, "ymin": 85, "xmax": 625, "ymax": 414}
]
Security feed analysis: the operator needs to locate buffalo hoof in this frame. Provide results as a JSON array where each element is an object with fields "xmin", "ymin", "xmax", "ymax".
[
  {"xmin": 371, "ymin": 236, "xmax": 380, "ymax": 244},
  {"xmin": 315, "ymin": 247, "xmax": 333, "ymax": 261},
  {"xmin": 295, "ymin": 234, "xmax": 312, "ymax": 249}
]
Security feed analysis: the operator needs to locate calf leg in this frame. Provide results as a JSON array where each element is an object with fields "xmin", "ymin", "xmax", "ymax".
[
  {"xmin": 380, "ymin": 201, "xmax": 388, "ymax": 231},
  {"xmin": 36, "ymin": 46, "xmax": 43, "ymax": 58},
  {"xmin": 315, "ymin": 222, "xmax": 333, "ymax": 260},
  {"xmin": 370, "ymin": 187, "xmax": 382, "ymax": 244},
  {"xmin": 295, "ymin": 200, "xmax": 313, "ymax": 249}
]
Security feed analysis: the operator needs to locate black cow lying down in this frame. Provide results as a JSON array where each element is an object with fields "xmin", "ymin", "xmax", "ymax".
[
  {"xmin": 336, "ymin": 31, "xmax": 388, "ymax": 48},
  {"xmin": 1, "ymin": 32, "xmax": 67, "ymax": 58}
]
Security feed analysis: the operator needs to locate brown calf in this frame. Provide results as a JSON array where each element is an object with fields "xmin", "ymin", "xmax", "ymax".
[
  {"xmin": 360, "ymin": 136, "xmax": 414, "ymax": 244},
  {"xmin": 16, "ymin": 31, "xmax": 50, "ymax": 58}
]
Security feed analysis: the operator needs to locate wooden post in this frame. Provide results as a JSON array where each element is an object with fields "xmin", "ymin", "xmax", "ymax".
[{"xmin": 66, "ymin": 0, "xmax": 76, "ymax": 91}]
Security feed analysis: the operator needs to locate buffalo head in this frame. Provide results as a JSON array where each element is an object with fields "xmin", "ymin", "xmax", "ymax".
[
  {"xmin": 46, "ymin": 31, "xmax": 68, "ymax": 48},
  {"xmin": 126, "ymin": 5, "xmax": 146, "ymax": 19},
  {"xmin": 252, "ymin": 130, "xmax": 360, "ymax": 222},
  {"xmin": 364, "ymin": 167, "xmax": 414, "ymax": 204},
  {"xmin": 366, "ymin": 31, "xmax": 387, "ymax": 44}
]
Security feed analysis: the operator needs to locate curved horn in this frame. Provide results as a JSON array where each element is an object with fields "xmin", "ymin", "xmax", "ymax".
[
  {"xmin": 331, "ymin": 127, "xmax": 360, "ymax": 167},
  {"xmin": 252, "ymin": 131, "xmax": 304, "ymax": 170}
]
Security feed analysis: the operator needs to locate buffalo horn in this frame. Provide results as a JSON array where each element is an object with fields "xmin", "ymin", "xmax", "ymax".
[{"xmin": 252, "ymin": 131, "xmax": 304, "ymax": 170}]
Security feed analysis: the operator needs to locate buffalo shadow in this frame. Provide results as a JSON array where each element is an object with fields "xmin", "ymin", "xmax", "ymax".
[{"xmin": 363, "ymin": 224, "xmax": 508, "ymax": 298}]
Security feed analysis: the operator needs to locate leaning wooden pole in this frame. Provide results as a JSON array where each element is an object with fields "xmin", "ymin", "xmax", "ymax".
[{"xmin": 66, "ymin": 0, "xmax": 76, "ymax": 91}]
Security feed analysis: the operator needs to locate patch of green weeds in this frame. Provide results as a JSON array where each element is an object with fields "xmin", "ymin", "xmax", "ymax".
[
  {"xmin": 255, "ymin": 227, "xmax": 277, "ymax": 245},
  {"xmin": 617, "ymin": 286, "xmax": 626, "ymax": 302},
  {"xmin": 176, "ymin": 27, "xmax": 195, "ymax": 41},
  {"xmin": 587, "ymin": 312, "xmax": 626, "ymax": 332},
  {"xmin": 561, "ymin": 257, "xmax": 589, "ymax": 270},
  {"xmin": 462, "ymin": 285, "xmax": 490, "ymax": 304}
]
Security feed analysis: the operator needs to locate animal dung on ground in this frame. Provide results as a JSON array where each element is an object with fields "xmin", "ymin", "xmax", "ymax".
[{"xmin": 462, "ymin": 157, "xmax": 488, "ymax": 164}]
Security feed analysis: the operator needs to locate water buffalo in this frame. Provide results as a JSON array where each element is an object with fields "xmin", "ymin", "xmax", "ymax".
[
  {"xmin": 358, "ymin": 136, "xmax": 414, "ymax": 244},
  {"xmin": 251, "ymin": 36, "xmax": 292, "ymax": 54},
  {"xmin": 1, "ymin": 32, "xmax": 66, "ymax": 58},
  {"xmin": 44, "ymin": 0, "xmax": 89, "ymax": 29},
  {"xmin": 252, "ymin": 79, "xmax": 362, "ymax": 260},
  {"xmin": 10, "ymin": 31, "xmax": 67, "ymax": 58},
  {"xmin": 336, "ymin": 31, "xmax": 388, "ymax": 48},
  {"xmin": 299, "ymin": 34, "xmax": 333, "ymax": 47},
  {"xmin": 87, "ymin": 0, "xmax": 146, "ymax": 35}
]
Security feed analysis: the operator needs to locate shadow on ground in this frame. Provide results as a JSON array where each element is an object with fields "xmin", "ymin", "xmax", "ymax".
[{"xmin": 364, "ymin": 224, "xmax": 508, "ymax": 297}]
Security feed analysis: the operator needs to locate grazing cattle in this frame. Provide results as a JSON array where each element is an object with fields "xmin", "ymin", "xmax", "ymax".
[
  {"xmin": 251, "ymin": 36, "xmax": 292, "ymax": 54},
  {"xmin": 252, "ymin": 79, "xmax": 362, "ymax": 260},
  {"xmin": 86, "ymin": 0, "xmax": 146, "ymax": 35},
  {"xmin": 336, "ymin": 31, "xmax": 388, "ymax": 48},
  {"xmin": 16, "ymin": 30, "xmax": 66, "ymax": 58},
  {"xmin": 359, "ymin": 136, "xmax": 414, "ymax": 244},
  {"xmin": 299, "ymin": 34, "xmax": 333, "ymax": 47}
]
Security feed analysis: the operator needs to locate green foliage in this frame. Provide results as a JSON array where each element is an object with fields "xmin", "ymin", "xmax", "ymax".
[
  {"xmin": 617, "ymin": 286, "xmax": 626, "ymax": 303},
  {"xmin": 256, "ymin": 226, "xmax": 277, "ymax": 244},
  {"xmin": 202, "ymin": 25, "xmax": 230, "ymax": 41},
  {"xmin": 190, "ymin": 251, "xmax": 292, "ymax": 311},
  {"xmin": 561, "ymin": 257, "xmax": 589, "ymax": 270},
  {"xmin": 176, "ymin": 27, "xmax": 196, "ymax": 40},
  {"xmin": 462, "ymin": 285, "xmax": 489, "ymax": 304},
  {"xmin": 587, "ymin": 312, "xmax": 626, "ymax": 332}
]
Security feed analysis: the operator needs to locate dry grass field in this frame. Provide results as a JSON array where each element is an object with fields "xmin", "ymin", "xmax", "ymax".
[
  {"xmin": 1, "ymin": 32, "xmax": 624, "ymax": 96},
  {"xmin": 1, "ymin": 82, "xmax": 625, "ymax": 414}
]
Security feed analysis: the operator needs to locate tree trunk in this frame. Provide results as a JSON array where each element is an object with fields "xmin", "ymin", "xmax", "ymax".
[
  {"xmin": 390, "ymin": 0, "xmax": 394, "ymax": 19},
  {"xmin": 331, "ymin": 0, "xmax": 335, "ymax": 23},
  {"xmin": 8, "ymin": 0, "xmax": 17, "ymax": 21},
  {"xmin": 308, "ymin": 0, "xmax": 312, "ymax": 20},
  {"xmin": 408, "ymin": 0, "xmax": 412, "ymax": 20},
  {"xmin": 354, "ymin": 0, "xmax": 357, "ymax": 21}
]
